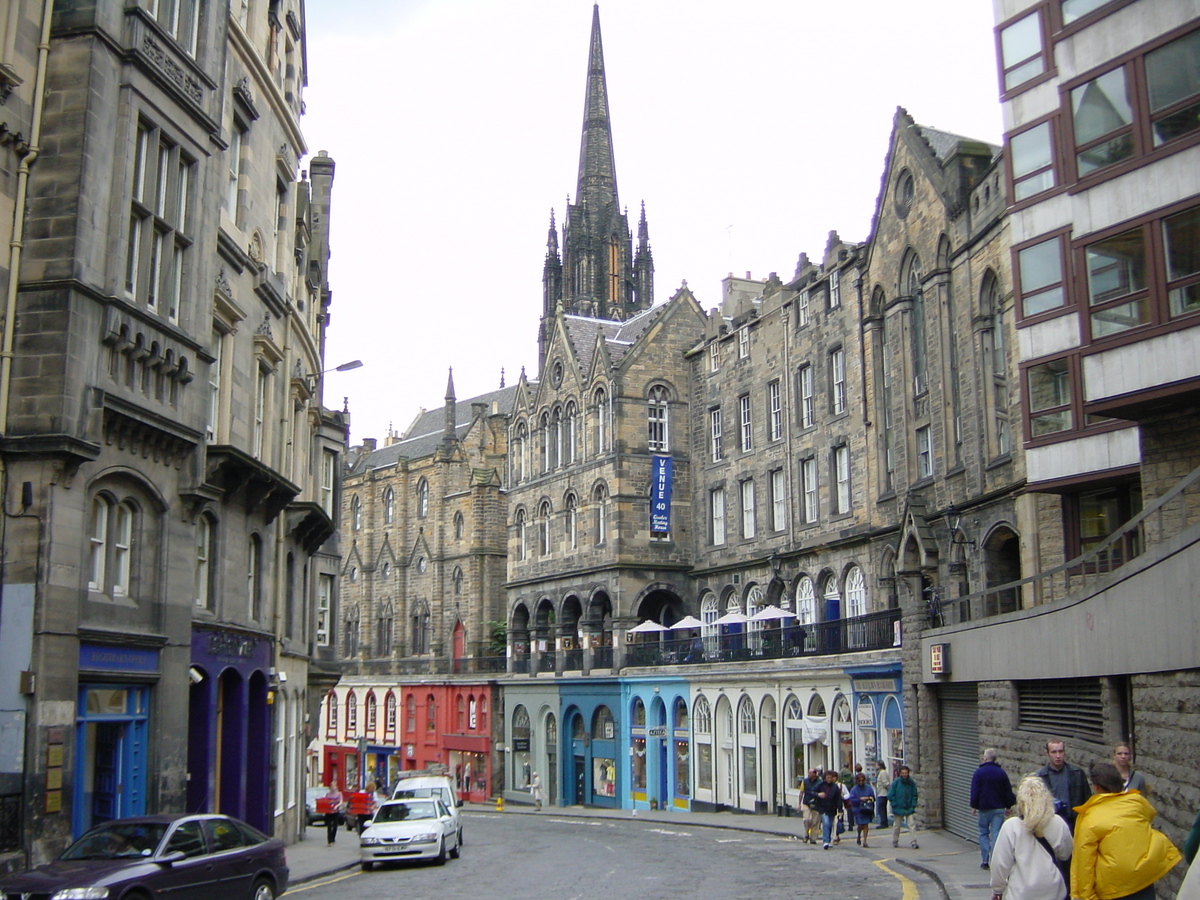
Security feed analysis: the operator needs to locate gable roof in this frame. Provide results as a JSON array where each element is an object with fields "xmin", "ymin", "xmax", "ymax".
[
  {"xmin": 558, "ymin": 302, "xmax": 670, "ymax": 374},
  {"xmin": 347, "ymin": 383, "xmax": 525, "ymax": 475}
]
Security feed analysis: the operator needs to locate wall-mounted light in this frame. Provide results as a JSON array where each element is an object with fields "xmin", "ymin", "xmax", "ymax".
[
  {"xmin": 188, "ymin": 666, "xmax": 205, "ymax": 684},
  {"xmin": 306, "ymin": 359, "xmax": 362, "ymax": 393},
  {"xmin": 945, "ymin": 504, "xmax": 976, "ymax": 550}
]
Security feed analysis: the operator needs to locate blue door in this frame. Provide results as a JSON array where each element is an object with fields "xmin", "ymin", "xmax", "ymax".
[{"xmin": 74, "ymin": 685, "xmax": 150, "ymax": 838}]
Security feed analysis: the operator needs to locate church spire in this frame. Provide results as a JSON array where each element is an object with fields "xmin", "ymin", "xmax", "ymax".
[
  {"xmin": 576, "ymin": 3, "xmax": 618, "ymax": 215},
  {"xmin": 440, "ymin": 368, "xmax": 457, "ymax": 456}
]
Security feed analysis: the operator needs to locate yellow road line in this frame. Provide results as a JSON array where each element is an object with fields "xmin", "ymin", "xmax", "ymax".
[
  {"xmin": 874, "ymin": 858, "xmax": 920, "ymax": 900},
  {"xmin": 286, "ymin": 870, "xmax": 361, "ymax": 893}
]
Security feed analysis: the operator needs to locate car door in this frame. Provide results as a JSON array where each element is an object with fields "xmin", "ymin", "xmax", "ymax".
[
  {"xmin": 201, "ymin": 817, "xmax": 255, "ymax": 896},
  {"xmin": 152, "ymin": 820, "xmax": 219, "ymax": 900}
]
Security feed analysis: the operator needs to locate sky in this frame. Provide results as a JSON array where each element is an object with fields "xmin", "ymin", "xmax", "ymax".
[{"xmin": 300, "ymin": 0, "xmax": 1005, "ymax": 445}]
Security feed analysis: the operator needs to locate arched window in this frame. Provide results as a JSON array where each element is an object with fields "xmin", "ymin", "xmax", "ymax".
[
  {"xmin": 515, "ymin": 508, "xmax": 528, "ymax": 560},
  {"xmin": 513, "ymin": 421, "xmax": 528, "ymax": 483},
  {"xmin": 346, "ymin": 690, "xmax": 358, "ymax": 736},
  {"xmin": 593, "ymin": 705, "xmax": 615, "ymax": 740},
  {"xmin": 385, "ymin": 692, "xmax": 397, "ymax": 737},
  {"xmin": 366, "ymin": 692, "xmax": 378, "ymax": 738},
  {"xmin": 565, "ymin": 494, "xmax": 578, "ymax": 550},
  {"xmin": 904, "ymin": 253, "xmax": 927, "ymax": 394},
  {"xmin": 647, "ymin": 384, "xmax": 669, "ymax": 452},
  {"xmin": 454, "ymin": 512, "xmax": 465, "ymax": 540},
  {"xmin": 738, "ymin": 696, "xmax": 755, "ymax": 734},
  {"xmin": 795, "ymin": 577, "xmax": 816, "ymax": 651},
  {"xmin": 453, "ymin": 567, "xmax": 463, "ymax": 595},
  {"xmin": 694, "ymin": 696, "xmax": 712, "ymax": 733},
  {"xmin": 194, "ymin": 513, "xmax": 214, "ymax": 609},
  {"xmin": 406, "ymin": 694, "xmax": 416, "ymax": 732},
  {"xmin": 376, "ymin": 600, "xmax": 394, "ymax": 655},
  {"xmin": 383, "ymin": 487, "xmax": 394, "ymax": 524},
  {"xmin": 551, "ymin": 407, "xmax": 562, "ymax": 469},
  {"xmin": 541, "ymin": 411, "xmax": 552, "ymax": 473},
  {"xmin": 416, "ymin": 479, "xmax": 429, "ymax": 518},
  {"xmin": 426, "ymin": 694, "xmax": 437, "ymax": 732},
  {"xmin": 745, "ymin": 584, "xmax": 764, "ymax": 652},
  {"xmin": 539, "ymin": 500, "xmax": 552, "ymax": 555},
  {"xmin": 700, "ymin": 592, "xmax": 720, "ymax": 654},
  {"xmin": 325, "ymin": 692, "xmax": 339, "ymax": 738},
  {"xmin": 411, "ymin": 600, "xmax": 430, "ymax": 655},
  {"xmin": 593, "ymin": 484, "xmax": 607, "ymax": 546},
  {"xmin": 565, "ymin": 401, "xmax": 578, "ymax": 464},
  {"xmin": 594, "ymin": 387, "xmax": 608, "ymax": 454},
  {"xmin": 983, "ymin": 270, "xmax": 1010, "ymax": 457},
  {"xmin": 350, "ymin": 494, "xmax": 361, "ymax": 530},
  {"xmin": 632, "ymin": 697, "xmax": 646, "ymax": 727},
  {"xmin": 844, "ymin": 566, "xmax": 867, "ymax": 618},
  {"xmin": 89, "ymin": 494, "xmax": 137, "ymax": 597},
  {"xmin": 822, "ymin": 573, "xmax": 841, "ymax": 622},
  {"xmin": 458, "ymin": 695, "xmax": 466, "ymax": 731}
]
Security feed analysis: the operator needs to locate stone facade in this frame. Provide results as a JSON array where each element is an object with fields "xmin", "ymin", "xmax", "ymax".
[{"xmin": 0, "ymin": 0, "xmax": 343, "ymax": 863}]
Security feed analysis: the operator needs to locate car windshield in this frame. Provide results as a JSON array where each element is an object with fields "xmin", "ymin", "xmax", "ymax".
[
  {"xmin": 61, "ymin": 823, "xmax": 168, "ymax": 860},
  {"xmin": 375, "ymin": 801, "xmax": 437, "ymax": 822}
]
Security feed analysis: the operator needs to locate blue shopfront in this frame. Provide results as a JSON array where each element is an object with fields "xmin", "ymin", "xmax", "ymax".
[
  {"xmin": 558, "ymin": 681, "xmax": 621, "ymax": 809},
  {"xmin": 848, "ymin": 665, "xmax": 904, "ymax": 775},
  {"xmin": 186, "ymin": 628, "xmax": 273, "ymax": 831},
  {"xmin": 73, "ymin": 642, "xmax": 159, "ymax": 838},
  {"xmin": 624, "ymin": 678, "xmax": 690, "ymax": 812}
]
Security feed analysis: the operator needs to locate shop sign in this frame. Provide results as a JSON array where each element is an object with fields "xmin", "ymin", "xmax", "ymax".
[
  {"xmin": 650, "ymin": 455, "xmax": 672, "ymax": 533},
  {"xmin": 856, "ymin": 700, "xmax": 875, "ymax": 728},
  {"xmin": 854, "ymin": 679, "xmax": 897, "ymax": 693},
  {"xmin": 802, "ymin": 718, "xmax": 828, "ymax": 744},
  {"xmin": 929, "ymin": 642, "xmax": 950, "ymax": 675},
  {"xmin": 646, "ymin": 726, "xmax": 667, "ymax": 738},
  {"xmin": 513, "ymin": 738, "xmax": 530, "ymax": 752},
  {"xmin": 79, "ymin": 643, "xmax": 159, "ymax": 673}
]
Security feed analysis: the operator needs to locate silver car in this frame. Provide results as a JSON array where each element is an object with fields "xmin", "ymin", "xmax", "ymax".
[{"xmin": 359, "ymin": 798, "xmax": 460, "ymax": 870}]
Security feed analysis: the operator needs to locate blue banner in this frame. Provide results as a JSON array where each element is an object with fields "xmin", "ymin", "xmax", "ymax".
[{"xmin": 651, "ymin": 455, "xmax": 672, "ymax": 533}]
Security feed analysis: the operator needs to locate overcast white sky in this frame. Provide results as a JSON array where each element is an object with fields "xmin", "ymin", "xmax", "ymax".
[{"xmin": 300, "ymin": 0, "xmax": 1005, "ymax": 445}]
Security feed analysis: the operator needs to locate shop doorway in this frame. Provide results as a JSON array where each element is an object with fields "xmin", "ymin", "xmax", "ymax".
[
  {"xmin": 573, "ymin": 756, "xmax": 585, "ymax": 804},
  {"xmin": 74, "ymin": 685, "xmax": 149, "ymax": 838}
]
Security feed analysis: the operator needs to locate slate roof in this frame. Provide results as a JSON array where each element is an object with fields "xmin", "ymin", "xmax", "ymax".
[
  {"xmin": 917, "ymin": 124, "xmax": 1001, "ymax": 162},
  {"xmin": 560, "ymin": 303, "xmax": 669, "ymax": 373},
  {"xmin": 347, "ymin": 383, "xmax": 526, "ymax": 475}
]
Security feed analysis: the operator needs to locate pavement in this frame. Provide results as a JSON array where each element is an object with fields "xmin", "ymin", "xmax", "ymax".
[{"xmin": 286, "ymin": 803, "xmax": 994, "ymax": 899}]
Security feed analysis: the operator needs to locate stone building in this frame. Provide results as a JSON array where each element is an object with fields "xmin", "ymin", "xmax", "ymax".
[
  {"xmin": 339, "ymin": 376, "xmax": 519, "ymax": 668},
  {"xmin": 0, "ymin": 0, "xmax": 343, "ymax": 862},
  {"xmin": 911, "ymin": 0, "xmax": 1200, "ymax": 874}
]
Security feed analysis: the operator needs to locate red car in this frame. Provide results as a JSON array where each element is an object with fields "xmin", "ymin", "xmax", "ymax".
[{"xmin": 0, "ymin": 813, "xmax": 288, "ymax": 900}]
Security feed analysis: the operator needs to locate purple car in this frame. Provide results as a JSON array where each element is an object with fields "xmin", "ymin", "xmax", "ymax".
[{"xmin": 0, "ymin": 813, "xmax": 288, "ymax": 900}]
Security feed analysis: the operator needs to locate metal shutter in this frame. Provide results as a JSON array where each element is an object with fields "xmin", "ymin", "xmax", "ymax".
[{"xmin": 939, "ymin": 684, "xmax": 979, "ymax": 842}]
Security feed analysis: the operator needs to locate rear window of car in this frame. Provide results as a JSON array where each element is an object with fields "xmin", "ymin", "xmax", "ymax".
[{"xmin": 394, "ymin": 787, "xmax": 450, "ymax": 804}]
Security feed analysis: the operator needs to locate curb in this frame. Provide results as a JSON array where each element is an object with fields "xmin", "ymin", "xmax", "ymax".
[
  {"xmin": 290, "ymin": 859, "xmax": 362, "ymax": 887},
  {"xmin": 894, "ymin": 859, "xmax": 952, "ymax": 900}
]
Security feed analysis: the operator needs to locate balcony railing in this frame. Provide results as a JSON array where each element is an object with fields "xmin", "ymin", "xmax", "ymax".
[
  {"xmin": 937, "ymin": 460, "xmax": 1200, "ymax": 627},
  {"xmin": 623, "ymin": 609, "xmax": 901, "ymax": 668}
]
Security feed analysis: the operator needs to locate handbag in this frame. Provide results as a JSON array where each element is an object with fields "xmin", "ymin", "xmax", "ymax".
[{"xmin": 836, "ymin": 815, "xmax": 846, "ymax": 835}]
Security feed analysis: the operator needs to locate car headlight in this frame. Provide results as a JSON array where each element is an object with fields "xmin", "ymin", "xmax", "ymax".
[
  {"xmin": 360, "ymin": 837, "xmax": 380, "ymax": 845},
  {"xmin": 409, "ymin": 832, "xmax": 438, "ymax": 843},
  {"xmin": 52, "ymin": 889, "xmax": 110, "ymax": 899}
]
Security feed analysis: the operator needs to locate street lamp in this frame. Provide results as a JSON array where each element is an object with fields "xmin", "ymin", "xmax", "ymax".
[
  {"xmin": 945, "ymin": 504, "xmax": 976, "ymax": 550},
  {"xmin": 307, "ymin": 359, "xmax": 362, "ymax": 392}
]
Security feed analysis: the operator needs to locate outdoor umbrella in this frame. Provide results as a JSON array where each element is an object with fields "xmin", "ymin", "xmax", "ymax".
[
  {"xmin": 626, "ymin": 620, "xmax": 668, "ymax": 634},
  {"xmin": 669, "ymin": 615, "xmax": 705, "ymax": 629},
  {"xmin": 711, "ymin": 610, "xmax": 749, "ymax": 626},
  {"xmin": 749, "ymin": 606, "xmax": 797, "ymax": 622}
]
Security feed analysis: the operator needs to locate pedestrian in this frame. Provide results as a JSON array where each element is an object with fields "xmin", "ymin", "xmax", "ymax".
[
  {"xmin": 801, "ymin": 768, "xmax": 823, "ymax": 844},
  {"xmin": 989, "ymin": 775, "xmax": 1073, "ymax": 900},
  {"xmin": 1112, "ymin": 744, "xmax": 1150, "ymax": 796},
  {"xmin": 1037, "ymin": 739, "xmax": 1091, "ymax": 831},
  {"xmin": 1072, "ymin": 762, "xmax": 1180, "ymax": 900},
  {"xmin": 814, "ymin": 770, "xmax": 844, "ymax": 850},
  {"xmin": 972, "ymin": 748, "xmax": 1017, "ymax": 870},
  {"xmin": 322, "ymin": 783, "xmax": 344, "ymax": 846},
  {"xmin": 874, "ymin": 760, "xmax": 892, "ymax": 828},
  {"xmin": 889, "ymin": 765, "xmax": 919, "ymax": 849},
  {"xmin": 530, "ymin": 771, "xmax": 544, "ymax": 810},
  {"xmin": 848, "ymin": 771, "xmax": 877, "ymax": 848}
]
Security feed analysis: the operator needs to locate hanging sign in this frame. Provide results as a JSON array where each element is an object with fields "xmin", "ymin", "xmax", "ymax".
[{"xmin": 650, "ymin": 455, "xmax": 673, "ymax": 533}]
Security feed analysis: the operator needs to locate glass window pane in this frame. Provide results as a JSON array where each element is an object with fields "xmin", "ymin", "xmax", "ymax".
[
  {"xmin": 1062, "ymin": 0, "xmax": 1110, "ymax": 24},
  {"xmin": 1019, "ymin": 239, "xmax": 1062, "ymax": 292},
  {"xmin": 1012, "ymin": 123, "xmax": 1053, "ymax": 178},
  {"xmin": 1146, "ymin": 31, "xmax": 1200, "ymax": 140},
  {"xmin": 1006, "ymin": 56, "xmax": 1045, "ymax": 92},
  {"xmin": 1091, "ymin": 298, "xmax": 1148, "ymax": 336},
  {"xmin": 1072, "ymin": 69, "xmax": 1133, "ymax": 145},
  {"xmin": 1001, "ymin": 13, "xmax": 1042, "ymax": 71},
  {"xmin": 1086, "ymin": 228, "xmax": 1145, "ymax": 304},
  {"xmin": 1028, "ymin": 360, "xmax": 1071, "ymax": 412},
  {"xmin": 1165, "ymin": 207, "xmax": 1200, "ymax": 281}
]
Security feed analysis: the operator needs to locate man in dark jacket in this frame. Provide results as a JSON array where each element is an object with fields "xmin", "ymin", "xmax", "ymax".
[
  {"xmin": 800, "ymin": 769, "xmax": 822, "ymax": 844},
  {"xmin": 814, "ymin": 770, "xmax": 845, "ymax": 849},
  {"xmin": 1037, "ymin": 739, "xmax": 1091, "ymax": 831},
  {"xmin": 970, "ymin": 748, "xmax": 1016, "ymax": 869}
]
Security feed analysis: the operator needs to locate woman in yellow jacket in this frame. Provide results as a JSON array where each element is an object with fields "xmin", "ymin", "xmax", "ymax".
[{"xmin": 1072, "ymin": 763, "xmax": 1181, "ymax": 900}]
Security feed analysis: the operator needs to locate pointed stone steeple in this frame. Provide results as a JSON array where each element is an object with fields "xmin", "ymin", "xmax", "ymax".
[
  {"xmin": 576, "ymin": 3, "xmax": 618, "ymax": 217},
  {"xmin": 439, "ymin": 368, "xmax": 457, "ymax": 458},
  {"xmin": 539, "ymin": 4, "xmax": 653, "ymax": 368}
]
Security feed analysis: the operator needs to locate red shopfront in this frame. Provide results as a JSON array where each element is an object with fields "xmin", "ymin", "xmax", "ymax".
[
  {"xmin": 446, "ymin": 733, "xmax": 491, "ymax": 803},
  {"xmin": 398, "ymin": 683, "xmax": 494, "ymax": 799},
  {"xmin": 323, "ymin": 745, "xmax": 360, "ymax": 790}
]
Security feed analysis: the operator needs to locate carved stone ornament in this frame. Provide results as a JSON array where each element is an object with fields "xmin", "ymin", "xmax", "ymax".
[
  {"xmin": 215, "ymin": 267, "xmax": 232, "ymax": 298},
  {"xmin": 141, "ymin": 35, "xmax": 203, "ymax": 105},
  {"xmin": 255, "ymin": 315, "xmax": 274, "ymax": 340}
]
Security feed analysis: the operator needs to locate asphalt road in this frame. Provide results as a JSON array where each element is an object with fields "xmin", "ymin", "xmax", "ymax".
[{"xmin": 285, "ymin": 812, "xmax": 926, "ymax": 900}]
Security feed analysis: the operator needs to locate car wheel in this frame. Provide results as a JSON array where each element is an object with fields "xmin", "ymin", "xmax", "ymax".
[
  {"xmin": 449, "ymin": 837, "xmax": 460, "ymax": 860},
  {"xmin": 250, "ymin": 878, "xmax": 276, "ymax": 900},
  {"xmin": 458, "ymin": 827, "xmax": 464, "ymax": 847},
  {"xmin": 434, "ymin": 838, "xmax": 447, "ymax": 865},
  {"xmin": 361, "ymin": 861, "xmax": 374, "ymax": 872}
]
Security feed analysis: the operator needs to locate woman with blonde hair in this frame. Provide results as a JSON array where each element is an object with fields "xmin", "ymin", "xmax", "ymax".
[{"xmin": 990, "ymin": 775, "xmax": 1073, "ymax": 900}]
